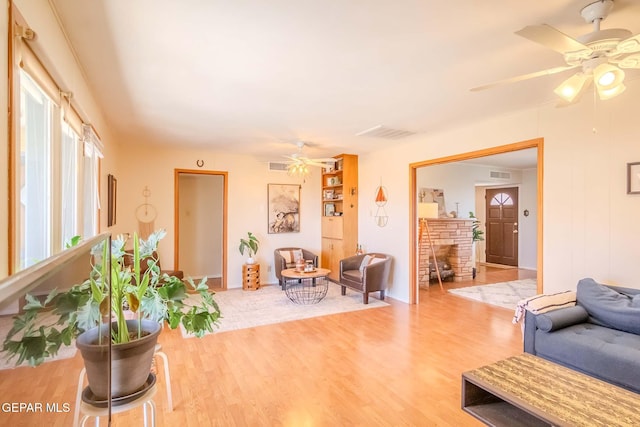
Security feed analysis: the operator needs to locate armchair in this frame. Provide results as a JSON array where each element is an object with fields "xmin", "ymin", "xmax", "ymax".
[
  {"xmin": 274, "ymin": 247, "xmax": 319, "ymax": 289},
  {"xmin": 123, "ymin": 251, "xmax": 184, "ymax": 282},
  {"xmin": 339, "ymin": 253, "xmax": 391, "ymax": 304}
]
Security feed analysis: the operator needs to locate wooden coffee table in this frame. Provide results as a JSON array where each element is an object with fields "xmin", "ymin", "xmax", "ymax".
[
  {"xmin": 462, "ymin": 353, "xmax": 640, "ymax": 426},
  {"xmin": 281, "ymin": 268, "xmax": 331, "ymax": 304}
]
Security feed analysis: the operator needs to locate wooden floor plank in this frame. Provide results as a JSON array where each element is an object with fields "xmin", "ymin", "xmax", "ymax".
[{"xmin": 0, "ymin": 267, "xmax": 530, "ymax": 426}]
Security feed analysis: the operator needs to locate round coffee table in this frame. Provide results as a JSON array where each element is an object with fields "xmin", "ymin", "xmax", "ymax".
[{"xmin": 281, "ymin": 268, "xmax": 331, "ymax": 304}]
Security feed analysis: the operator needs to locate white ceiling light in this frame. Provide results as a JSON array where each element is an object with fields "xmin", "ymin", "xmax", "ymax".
[
  {"xmin": 553, "ymin": 72, "xmax": 592, "ymax": 102},
  {"xmin": 287, "ymin": 161, "xmax": 311, "ymax": 180},
  {"xmin": 597, "ymin": 82, "xmax": 626, "ymax": 100},
  {"xmin": 594, "ymin": 63, "xmax": 624, "ymax": 89},
  {"xmin": 280, "ymin": 141, "xmax": 335, "ymax": 181},
  {"xmin": 471, "ymin": 0, "xmax": 640, "ymax": 104}
]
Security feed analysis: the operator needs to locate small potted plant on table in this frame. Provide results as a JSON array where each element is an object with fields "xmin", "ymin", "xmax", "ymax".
[
  {"xmin": 239, "ymin": 232, "xmax": 260, "ymax": 290},
  {"xmin": 238, "ymin": 232, "xmax": 259, "ymax": 264}
]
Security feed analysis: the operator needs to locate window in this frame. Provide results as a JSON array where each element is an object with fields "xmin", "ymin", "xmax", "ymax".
[
  {"xmin": 489, "ymin": 192, "xmax": 514, "ymax": 207},
  {"xmin": 18, "ymin": 71, "xmax": 53, "ymax": 269},
  {"xmin": 82, "ymin": 125, "xmax": 102, "ymax": 238},
  {"xmin": 60, "ymin": 121, "xmax": 79, "ymax": 248},
  {"xmin": 11, "ymin": 19, "xmax": 101, "ymax": 272}
]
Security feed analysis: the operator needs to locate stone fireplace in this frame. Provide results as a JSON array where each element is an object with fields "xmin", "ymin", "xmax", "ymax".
[{"xmin": 418, "ymin": 218, "xmax": 474, "ymax": 287}]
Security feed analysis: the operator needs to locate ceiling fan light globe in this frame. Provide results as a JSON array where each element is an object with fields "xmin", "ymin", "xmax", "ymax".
[
  {"xmin": 553, "ymin": 73, "xmax": 591, "ymax": 103},
  {"xmin": 598, "ymin": 70, "xmax": 615, "ymax": 86},
  {"xmin": 597, "ymin": 82, "xmax": 626, "ymax": 100},
  {"xmin": 562, "ymin": 86, "xmax": 576, "ymax": 98},
  {"xmin": 593, "ymin": 63, "xmax": 624, "ymax": 90}
]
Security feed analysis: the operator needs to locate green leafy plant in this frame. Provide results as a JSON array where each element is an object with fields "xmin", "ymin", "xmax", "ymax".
[
  {"xmin": 469, "ymin": 212, "xmax": 484, "ymax": 242},
  {"xmin": 1, "ymin": 229, "xmax": 221, "ymax": 367},
  {"xmin": 238, "ymin": 232, "xmax": 259, "ymax": 258}
]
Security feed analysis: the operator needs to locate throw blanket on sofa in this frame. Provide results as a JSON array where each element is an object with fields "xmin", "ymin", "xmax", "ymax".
[{"xmin": 512, "ymin": 290, "xmax": 577, "ymax": 325}]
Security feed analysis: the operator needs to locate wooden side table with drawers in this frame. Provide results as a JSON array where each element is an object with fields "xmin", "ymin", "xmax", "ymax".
[{"xmin": 242, "ymin": 263, "xmax": 260, "ymax": 291}]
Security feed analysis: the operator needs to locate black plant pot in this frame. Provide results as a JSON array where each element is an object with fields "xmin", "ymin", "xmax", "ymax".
[{"xmin": 76, "ymin": 319, "xmax": 161, "ymax": 400}]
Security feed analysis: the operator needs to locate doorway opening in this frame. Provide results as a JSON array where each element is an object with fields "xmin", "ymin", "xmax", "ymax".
[
  {"xmin": 174, "ymin": 169, "xmax": 228, "ymax": 290},
  {"xmin": 409, "ymin": 138, "xmax": 543, "ymax": 304}
]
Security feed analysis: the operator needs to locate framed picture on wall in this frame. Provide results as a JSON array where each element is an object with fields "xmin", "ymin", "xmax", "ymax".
[
  {"xmin": 268, "ymin": 184, "xmax": 300, "ymax": 233},
  {"xmin": 628, "ymin": 162, "xmax": 640, "ymax": 194},
  {"xmin": 107, "ymin": 174, "xmax": 117, "ymax": 227},
  {"xmin": 420, "ymin": 187, "xmax": 446, "ymax": 218}
]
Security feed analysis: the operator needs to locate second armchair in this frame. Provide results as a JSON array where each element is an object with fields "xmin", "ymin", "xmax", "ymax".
[
  {"xmin": 339, "ymin": 253, "xmax": 391, "ymax": 304},
  {"xmin": 274, "ymin": 247, "xmax": 319, "ymax": 289}
]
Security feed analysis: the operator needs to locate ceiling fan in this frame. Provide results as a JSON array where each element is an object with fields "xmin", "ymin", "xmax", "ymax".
[
  {"xmin": 471, "ymin": 0, "xmax": 640, "ymax": 103},
  {"xmin": 283, "ymin": 141, "xmax": 336, "ymax": 177}
]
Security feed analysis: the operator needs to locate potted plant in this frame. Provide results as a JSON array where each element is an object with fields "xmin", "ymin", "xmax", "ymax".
[
  {"xmin": 469, "ymin": 212, "xmax": 484, "ymax": 278},
  {"xmin": 238, "ymin": 232, "xmax": 259, "ymax": 264},
  {"xmin": 1, "ymin": 229, "xmax": 221, "ymax": 400}
]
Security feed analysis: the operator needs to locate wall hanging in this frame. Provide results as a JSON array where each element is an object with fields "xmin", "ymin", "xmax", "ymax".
[
  {"xmin": 135, "ymin": 186, "xmax": 157, "ymax": 239},
  {"xmin": 268, "ymin": 184, "xmax": 300, "ymax": 233},
  {"xmin": 373, "ymin": 181, "xmax": 388, "ymax": 227},
  {"xmin": 627, "ymin": 162, "xmax": 640, "ymax": 194}
]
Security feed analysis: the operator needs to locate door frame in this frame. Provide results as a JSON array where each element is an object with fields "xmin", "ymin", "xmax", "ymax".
[
  {"xmin": 408, "ymin": 138, "xmax": 543, "ymax": 304},
  {"xmin": 174, "ymin": 169, "xmax": 228, "ymax": 290}
]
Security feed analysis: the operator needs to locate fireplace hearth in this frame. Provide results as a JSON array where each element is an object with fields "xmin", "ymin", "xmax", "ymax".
[{"xmin": 419, "ymin": 218, "xmax": 474, "ymax": 288}]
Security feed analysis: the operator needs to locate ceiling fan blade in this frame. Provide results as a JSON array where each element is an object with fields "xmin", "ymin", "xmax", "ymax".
[
  {"xmin": 305, "ymin": 160, "xmax": 333, "ymax": 168},
  {"xmin": 515, "ymin": 24, "xmax": 592, "ymax": 58},
  {"xmin": 615, "ymin": 32, "xmax": 640, "ymax": 54},
  {"xmin": 470, "ymin": 65, "xmax": 579, "ymax": 92},
  {"xmin": 310, "ymin": 158, "xmax": 337, "ymax": 163},
  {"xmin": 614, "ymin": 53, "xmax": 640, "ymax": 69}
]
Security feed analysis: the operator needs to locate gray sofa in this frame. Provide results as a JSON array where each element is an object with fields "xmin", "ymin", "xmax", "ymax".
[{"xmin": 524, "ymin": 278, "xmax": 640, "ymax": 394}]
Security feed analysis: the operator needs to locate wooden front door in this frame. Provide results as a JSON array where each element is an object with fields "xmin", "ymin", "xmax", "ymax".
[{"xmin": 485, "ymin": 187, "xmax": 519, "ymax": 266}]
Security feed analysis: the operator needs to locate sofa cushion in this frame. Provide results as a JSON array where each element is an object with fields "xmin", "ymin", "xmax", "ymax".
[
  {"xmin": 534, "ymin": 323, "xmax": 640, "ymax": 393},
  {"xmin": 514, "ymin": 290, "xmax": 576, "ymax": 325},
  {"xmin": 279, "ymin": 249, "xmax": 303, "ymax": 264},
  {"xmin": 577, "ymin": 278, "xmax": 640, "ymax": 335},
  {"xmin": 536, "ymin": 305, "xmax": 589, "ymax": 332}
]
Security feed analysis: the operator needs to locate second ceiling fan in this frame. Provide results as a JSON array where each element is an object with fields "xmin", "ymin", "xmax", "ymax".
[
  {"xmin": 472, "ymin": 0, "xmax": 640, "ymax": 103},
  {"xmin": 283, "ymin": 141, "xmax": 336, "ymax": 177}
]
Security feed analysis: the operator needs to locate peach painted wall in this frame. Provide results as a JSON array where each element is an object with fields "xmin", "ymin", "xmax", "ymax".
[{"xmin": 360, "ymin": 84, "xmax": 640, "ymax": 302}]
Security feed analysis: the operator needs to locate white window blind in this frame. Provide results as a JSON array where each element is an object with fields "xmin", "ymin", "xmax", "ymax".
[
  {"xmin": 19, "ymin": 71, "xmax": 53, "ymax": 268},
  {"xmin": 82, "ymin": 124, "xmax": 102, "ymax": 237}
]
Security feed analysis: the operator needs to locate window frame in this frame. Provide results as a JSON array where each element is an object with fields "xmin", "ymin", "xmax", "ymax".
[{"xmin": 8, "ymin": 5, "xmax": 102, "ymax": 274}]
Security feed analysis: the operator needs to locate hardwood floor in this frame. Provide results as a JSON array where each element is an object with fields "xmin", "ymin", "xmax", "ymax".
[
  {"xmin": 427, "ymin": 264, "xmax": 537, "ymax": 292},
  {"xmin": 0, "ymin": 267, "xmax": 533, "ymax": 426}
]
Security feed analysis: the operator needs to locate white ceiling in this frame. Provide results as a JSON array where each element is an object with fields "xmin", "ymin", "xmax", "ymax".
[{"xmin": 49, "ymin": 0, "xmax": 640, "ymax": 163}]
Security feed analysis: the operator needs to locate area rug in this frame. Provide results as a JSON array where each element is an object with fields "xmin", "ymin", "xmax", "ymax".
[
  {"xmin": 447, "ymin": 279, "xmax": 537, "ymax": 310},
  {"xmin": 180, "ymin": 283, "xmax": 389, "ymax": 337}
]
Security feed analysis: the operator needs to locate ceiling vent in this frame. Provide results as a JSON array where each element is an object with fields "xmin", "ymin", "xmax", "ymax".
[
  {"xmin": 490, "ymin": 171, "xmax": 511, "ymax": 180},
  {"xmin": 356, "ymin": 125, "xmax": 416, "ymax": 140},
  {"xmin": 268, "ymin": 162, "xmax": 289, "ymax": 172}
]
